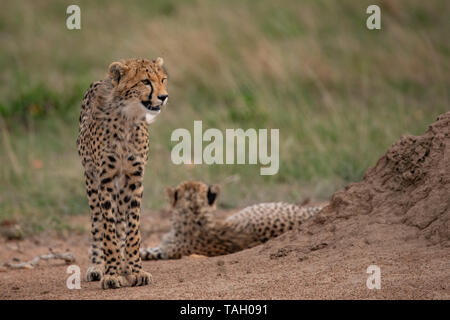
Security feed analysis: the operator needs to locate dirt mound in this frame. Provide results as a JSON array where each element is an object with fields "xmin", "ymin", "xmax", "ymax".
[
  {"xmin": 320, "ymin": 111, "xmax": 449, "ymax": 246},
  {"xmin": 265, "ymin": 111, "xmax": 449, "ymax": 267}
]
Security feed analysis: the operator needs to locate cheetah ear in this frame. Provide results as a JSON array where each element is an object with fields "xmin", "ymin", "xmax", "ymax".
[
  {"xmin": 155, "ymin": 57, "xmax": 164, "ymax": 67},
  {"xmin": 207, "ymin": 184, "xmax": 221, "ymax": 206},
  {"xmin": 166, "ymin": 187, "xmax": 178, "ymax": 207},
  {"xmin": 108, "ymin": 61, "xmax": 129, "ymax": 84}
]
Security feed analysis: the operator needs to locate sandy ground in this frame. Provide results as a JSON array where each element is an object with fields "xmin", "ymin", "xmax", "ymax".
[
  {"xmin": 1, "ymin": 112, "xmax": 449, "ymax": 300},
  {"xmin": 0, "ymin": 225, "xmax": 448, "ymax": 300}
]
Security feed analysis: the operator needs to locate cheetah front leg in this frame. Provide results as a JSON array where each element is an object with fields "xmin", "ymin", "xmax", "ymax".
[
  {"xmin": 84, "ymin": 170, "xmax": 105, "ymax": 282},
  {"xmin": 119, "ymin": 169, "xmax": 151, "ymax": 287},
  {"xmin": 98, "ymin": 175, "xmax": 128, "ymax": 289},
  {"xmin": 140, "ymin": 232, "xmax": 185, "ymax": 260},
  {"xmin": 140, "ymin": 245, "xmax": 184, "ymax": 260},
  {"xmin": 140, "ymin": 247, "xmax": 165, "ymax": 260}
]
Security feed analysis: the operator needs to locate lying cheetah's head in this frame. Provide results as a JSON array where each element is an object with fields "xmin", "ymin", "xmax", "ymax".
[
  {"xmin": 166, "ymin": 181, "xmax": 221, "ymax": 214},
  {"xmin": 107, "ymin": 58, "xmax": 168, "ymax": 123}
]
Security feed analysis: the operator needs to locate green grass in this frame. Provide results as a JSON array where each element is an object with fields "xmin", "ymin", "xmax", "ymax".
[{"xmin": 0, "ymin": 0, "xmax": 449, "ymax": 235}]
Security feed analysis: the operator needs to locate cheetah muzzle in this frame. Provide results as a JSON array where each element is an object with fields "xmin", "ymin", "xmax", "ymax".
[{"xmin": 141, "ymin": 100, "xmax": 161, "ymax": 112}]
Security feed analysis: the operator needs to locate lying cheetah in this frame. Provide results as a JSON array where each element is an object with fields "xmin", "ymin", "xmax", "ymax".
[
  {"xmin": 140, "ymin": 181, "xmax": 325, "ymax": 260},
  {"xmin": 77, "ymin": 58, "xmax": 168, "ymax": 289}
]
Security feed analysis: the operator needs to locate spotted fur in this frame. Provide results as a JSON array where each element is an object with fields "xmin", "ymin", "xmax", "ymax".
[
  {"xmin": 140, "ymin": 181, "xmax": 325, "ymax": 260},
  {"xmin": 77, "ymin": 58, "xmax": 168, "ymax": 289}
]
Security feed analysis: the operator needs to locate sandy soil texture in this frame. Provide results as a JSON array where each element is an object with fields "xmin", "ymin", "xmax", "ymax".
[{"xmin": 1, "ymin": 112, "xmax": 449, "ymax": 300}]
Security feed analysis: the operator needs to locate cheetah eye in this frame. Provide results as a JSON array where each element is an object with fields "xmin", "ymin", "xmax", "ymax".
[
  {"xmin": 161, "ymin": 78, "xmax": 167, "ymax": 84},
  {"xmin": 141, "ymin": 79, "xmax": 151, "ymax": 85}
]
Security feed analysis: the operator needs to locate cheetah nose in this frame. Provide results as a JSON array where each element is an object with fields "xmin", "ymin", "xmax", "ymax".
[{"xmin": 158, "ymin": 94, "xmax": 168, "ymax": 103}]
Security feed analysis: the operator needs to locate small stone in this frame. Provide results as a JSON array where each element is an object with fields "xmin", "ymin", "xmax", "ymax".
[{"xmin": 216, "ymin": 260, "xmax": 225, "ymax": 266}]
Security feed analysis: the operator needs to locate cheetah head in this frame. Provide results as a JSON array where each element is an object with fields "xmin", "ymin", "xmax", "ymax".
[
  {"xmin": 107, "ymin": 58, "xmax": 168, "ymax": 123},
  {"xmin": 166, "ymin": 181, "xmax": 221, "ymax": 216}
]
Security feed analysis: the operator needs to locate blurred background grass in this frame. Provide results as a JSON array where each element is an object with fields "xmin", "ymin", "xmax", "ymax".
[{"xmin": 0, "ymin": 0, "xmax": 448, "ymax": 235}]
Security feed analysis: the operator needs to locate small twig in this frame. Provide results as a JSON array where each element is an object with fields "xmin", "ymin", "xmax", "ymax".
[{"xmin": 4, "ymin": 248, "xmax": 76, "ymax": 270}]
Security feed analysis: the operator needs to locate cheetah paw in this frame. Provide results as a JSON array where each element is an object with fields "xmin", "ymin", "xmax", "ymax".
[
  {"xmin": 86, "ymin": 265, "xmax": 103, "ymax": 282},
  {"xmin": 140, "ymin": 247, "xmax": 160, "ymax": 260},
  {"xmin": 101, "ymin": 275, "xmax": 127, "ymax": 289},
  {"xmin": 126, "ymin": 271, "xmax": 152, "ymax": 287}
]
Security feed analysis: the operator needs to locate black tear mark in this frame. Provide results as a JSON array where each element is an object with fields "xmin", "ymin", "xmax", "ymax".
[{"xmin": 207, "ymin": 187, "xmax": 217, "ymax": 206}]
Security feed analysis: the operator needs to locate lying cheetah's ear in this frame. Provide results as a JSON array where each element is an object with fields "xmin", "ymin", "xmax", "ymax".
[
  {"xmin": 207, "ymin": 184, "xmax": 221, "ymax": 206},
  {"xmin": 108, "ymin": 61, "xmax": 129, "ymax": 84},
  {"xmin": 154, "ymin": 57, "xmax": 164, "ymax": 67},
  {"xmin": 166, "ymin": 187, "xmax": 178, "ymax": 207}
]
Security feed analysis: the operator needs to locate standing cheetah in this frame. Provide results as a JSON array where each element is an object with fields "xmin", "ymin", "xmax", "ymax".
[
  {"xmin": 140, "ymin": 181, "xmax": 325, "ymax": 260},
  {"xmin": 77, "ymin": 58, "xmax": 168, "ymax": 289}
]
